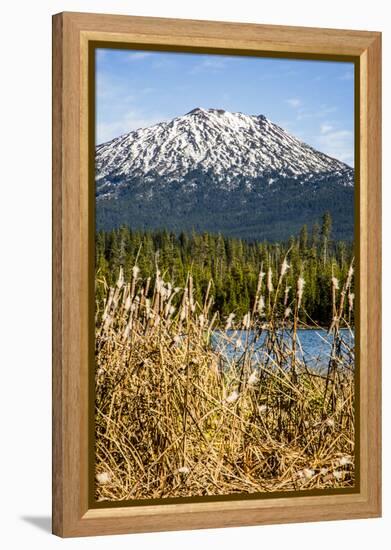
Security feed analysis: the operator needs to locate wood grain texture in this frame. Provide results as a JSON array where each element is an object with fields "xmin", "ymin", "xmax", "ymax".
[
  {"xmin": 52, "ymin": 12, "xmax": 382, "ymax": 538},
  {"xmin": 52, "ymin": 12, "xmax": 63, "ymax": 537},
  {"xmin": 364, "ymin": 33, "xmax": 382, "ymax": 514}
]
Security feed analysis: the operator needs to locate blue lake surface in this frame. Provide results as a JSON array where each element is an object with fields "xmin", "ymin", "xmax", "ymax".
[{"xmin": 211, "ymin": 328, "xmax": 354, "ymax": 370}]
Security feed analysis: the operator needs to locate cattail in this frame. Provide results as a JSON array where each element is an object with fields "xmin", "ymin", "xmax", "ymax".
[
  {"xmin": 198, "ymin": 313, "xmax": 205, "ymax": 328},
  {"xmin": 347, "ymin": 264, "xmax": 354, "ymax": 287},
  {"xmin": 177, "ymin": 466, "xmax": 190, "ymax": 475},
  {"xmin": 180, "ymin": 288, "xmax": 188, "ymax": 321},
  {"xmin": 242, "ymin": 312, "xmax": 251, "ymax": 330},
  {"xmin": 280, "ymin": 258, "xmax": 290, "ymax": 277},
  {"xmin": 124, "ymin": 293, "xmax": 132, "ymax": 312},
  {"xmin": 339, "ymin": 456, "xmax": 353, "ymax": 466},
  {"xmin": 156, "ymin": 275, "xmax": 163, "ymax": 294},
  {"xmin": 284, "ymin": 307, "xmax": 292, "ymax": 318},
  {"xmin": 256, "ymin": 270, "xmax": 265, "ymax": 294},
  {"xmin": 284, "ymin": 285, "xmax": 291, "ymax": 306},
  {"xmin": 332, "ymin": 276, "xmax": 339, "ymax": 290},
  {"xmin": 303, "ymin": 468, "xmax": 315, "ymax": 480},
  {"xmin": 297, "ymin": 277, "xmax": 305, "ymax": 309},
  {"xmin": 96, "ymin": 472, "xmax": 111, "ymax": 485},
  {"xmin": 258, "ymin": 404, "xmax": 267, "ymax": 414},
  {"xmin": 235, "ymin": 338, "xmax": 243, "ymax": 349},
  {"xmin": 101, "ymin": 287, "xmax": 114, "ymax": 322},
  {"xmin": 248, "ymin": 371, "xmax": 258, "ymax": 385},
  {"xmin": 103, "ymin": 313, "xmax": 113, "ymax": 332},
  {"xmin": 226, "ymin": 389, "xmax": 239, "ymax": 404},
  {"xmin": 164, "ymin": 302, "xmax": 175, "ymax": 317},
  {"xmin": 257, "ymin": 295, "xmax": 265, "ymax": 316},
  {"xmin": 348, "ymin": 292, "xmax": 354, "ymax": 312},
  {"xmin": 145, "ymin": 298, "xmax": 151, "ymax": 315},
  {"xmin": 116, "ymin": 266, "xmax": 124, "ymax": 289},
  {"xmin": 132, "ymin": 265, "xmax": 140, "ymax": 281},
  {"xmin": 267, "ymin": 267, "xmax": 274, "ymax": 293},
  {"xmin": 180, "ymin": 305, "xmax": 187, "ymax": 322},
  {"xmin": 225, "ymin": 312, "xmax": 235, "ymax": 331},
  {"xmin": 160, "ymin": 285, "xmax": 169, "ymax": 301}
]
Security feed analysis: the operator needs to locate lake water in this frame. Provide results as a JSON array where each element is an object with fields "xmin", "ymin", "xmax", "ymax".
[{"xmin": 211, "ymin": 328, "xmax": 354, "ymax": 370}]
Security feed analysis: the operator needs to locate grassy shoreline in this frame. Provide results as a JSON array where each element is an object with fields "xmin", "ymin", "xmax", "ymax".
[{"xmin": 95, "ymin": 258, "xmax": 355, "ymax": 502}]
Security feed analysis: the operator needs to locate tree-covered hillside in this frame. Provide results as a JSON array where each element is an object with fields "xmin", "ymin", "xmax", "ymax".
[
  {"xmin": 96, "ymin": 213, "xmax": 354, "ymax": 326},
  {"xmin": 96, "ymin": 175, "xmax": 354, "ymax": 242}
]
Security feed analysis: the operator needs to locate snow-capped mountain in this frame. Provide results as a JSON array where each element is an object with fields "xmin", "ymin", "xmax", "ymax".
[{"xmin": 96, "ymin": 108, "xmax": 354, "ymax": 241}]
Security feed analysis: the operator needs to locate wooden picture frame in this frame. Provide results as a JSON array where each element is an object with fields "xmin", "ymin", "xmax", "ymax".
[{"xmin": 52, "ymin": 11, "xmax": 381, "ymax": 538}]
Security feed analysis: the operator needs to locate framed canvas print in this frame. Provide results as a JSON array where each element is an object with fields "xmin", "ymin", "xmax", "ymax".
[{"xmin": 52, "ymin": 12, "xmax": 381, "ymax": 537}]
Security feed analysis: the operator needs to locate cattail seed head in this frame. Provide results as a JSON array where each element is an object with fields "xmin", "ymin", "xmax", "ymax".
[
  {"xmin": 226, "ymin": 389, "xmax": 239, "ymax": 404},
  {"xmin": 267, "ymin": 268, "xmax": 274, "ymax": 293},
  {"xmin": 284, "ymin": 286, "xmax": 291, "ymax": 306},
  {"xmin": 348, "ymin": 292, "xmax": 354, "ymax": 312},
  {"xmin": 257, "ymin": 295, "xmax": 265, "ymax": 316},
  {"xmin": 297, "ymin": 277, "xmax": 305, "ymax": 308},
  {"xmin": 339, "ymin": 456, "xmax": 353, "ymax": 466},
  {"xmin": 132, "ymin": 265, "xmax": 140, "ymax": 280},
  {"xmin": 116, "ymin": 266, "xmax": 124, "ymax": 289},
  {"xmin": 225, "ymin": 312, "xmax": 235, "ymax": 331},
  {"xmin": 96, "ymin": 472, "xmax": 111, "ymax": 485},
  {"xmin": 347, "ymin": 264, "xmax": 354, "ymax": 287},
  {"xmin": 124, "ymin": 295, "xmax": 132, "ymax": 311},
  {"xmin": 235, "ymin": 338, "xmax": 243, "ymax": 349},
  {"xmin": 242, "ymin": 312, "xmax": 251, "ymax": 330},
  {"xmin": 256, "ymin": 271, "xmax": 265, "ymax": 293},
  {"xmin": 303, "ymin": 468, "xmax": 315, "ymax": 480},
  {"xmin": 280, "ymin": 258, "xmax": 290, "ymax": 277}
]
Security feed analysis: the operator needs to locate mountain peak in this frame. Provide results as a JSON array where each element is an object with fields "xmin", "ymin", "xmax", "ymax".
[
  {"xmin": 96, "ymin": 107, "xmax": 353, "ymax": 189},
  {"xmin": 95, "ymin": 107, "xmax": 354, "ymax": 240},
  {"xmin": 186, "ymin": 107, "xmax": 226, "ymax": 116}
]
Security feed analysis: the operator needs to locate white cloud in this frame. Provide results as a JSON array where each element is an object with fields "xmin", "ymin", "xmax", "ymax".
[
  {"xmin": 339, "ymin": 70, "xmax": 354, "ymax": 81},
  {"xmin": 96, "ymin": 73, "xmax": 136, "ymax": 105},
  {"xmin": 189, "ymin": 58, "xmax": 229, "ymax": 74},
  {"xmin": 317, "ymin": 127, "xmax": 354, "ymax": 166},
  {"xmin": 320, "ymin": 123, "xmax": 334, "ymax": 134},
  {"xmin": 97, "ymin": 110, "xmax": 167, "ymax": 144},
  {"xmin": 296, "ymin": 105, "xmax": 337, "ymax": 121},
  {"xmin": 286, "ymin": 98, "xmax": 302, "ymax": 108},
  {"xmin": 128, "ymin": 51, "xmax": 152, "ymax": 61}
]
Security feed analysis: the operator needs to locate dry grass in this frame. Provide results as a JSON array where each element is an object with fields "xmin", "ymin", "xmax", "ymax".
[{"xmin": 95, "ymin": 258, "xmax": 355, "ymax": 501}]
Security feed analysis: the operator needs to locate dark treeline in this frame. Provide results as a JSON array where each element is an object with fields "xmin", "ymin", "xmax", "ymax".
[{"xmin": 96, "ymin": 212, "xmax": 354, "ymax": 326}]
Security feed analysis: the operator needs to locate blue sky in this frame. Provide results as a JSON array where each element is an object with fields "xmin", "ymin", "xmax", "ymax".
[{"xmin": 96, "ymin": 48, "xmax": 355, "ymax": 167}]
